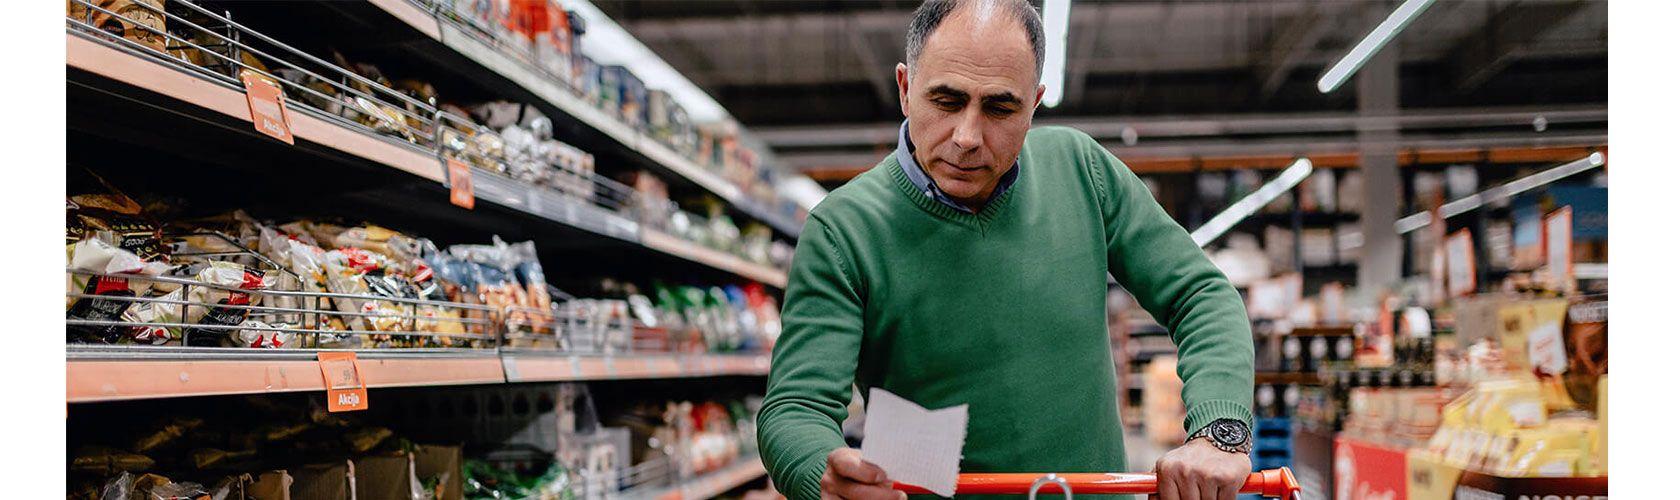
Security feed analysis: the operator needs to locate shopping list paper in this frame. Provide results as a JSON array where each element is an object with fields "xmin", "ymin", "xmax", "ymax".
[{"xmin": 860, "ymin": 388, "xmax": 968, "ymax": 497}]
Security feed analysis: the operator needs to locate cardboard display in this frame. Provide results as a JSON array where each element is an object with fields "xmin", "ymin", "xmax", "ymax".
[
  {"xmin": 1333, "ymin": 437, "xmax": 1408, "ymax": 500},
  {"xmin": 290, "ymin": 461, "xmax": 352, "ymax": 500},
  {"xmin": 353, "ymin": 454, "xmax": 413, "ymax": 500},
  {"xmin": 249, "ymin": 470, "xmax": 293, "ymax": 500},
  {"xmin": 414, "ymin": 445, "xmax": 466, "ymax": 500}
]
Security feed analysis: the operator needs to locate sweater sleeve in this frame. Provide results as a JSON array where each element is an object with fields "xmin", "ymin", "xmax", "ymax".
[
  {"xmin": 757, "ymin": 216, "xmax": 864, "ymax": 500},
  {"xmin": 1083, "ymin": 135, "xmax": 1256, "ymax": 434}
]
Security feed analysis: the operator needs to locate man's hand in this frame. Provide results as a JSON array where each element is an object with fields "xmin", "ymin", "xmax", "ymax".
[
  {"xmin": 820, "ymin": 448, "xmax": 906, "ymax": 500},
  {"xmin": 1150, "ymin": 437, "xmax": 1251, "ymax": 500}
]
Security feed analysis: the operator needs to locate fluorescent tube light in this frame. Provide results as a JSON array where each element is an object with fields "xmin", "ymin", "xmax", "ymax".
[
  {"xmin": 1040, "ymin": 0, "xmax": 1071, "ymax": 108},
  {"xmin": 1317, "ymin": 0, "xmax": 1437, "ymax": 93},
  {"xmin": 1192, "ymin": 158, "xmax": 1315, "ymax": 247},
  {"xmin": 1394, "ymin": 152, "xmax": 1605, "ymax": 234}
]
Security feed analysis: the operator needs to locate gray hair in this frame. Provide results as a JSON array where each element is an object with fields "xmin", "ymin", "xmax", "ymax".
[{"xmin": 905, "ymin": 0, "xmax": 1046, "ymax": 79}]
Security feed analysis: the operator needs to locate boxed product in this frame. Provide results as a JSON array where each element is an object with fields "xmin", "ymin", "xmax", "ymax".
[
  {"xmin": 1335, "ymin": 223, "xmax": 1362, "ymax": 265},
  {"xmin": 1300, "ymin": 169, "xmax": 1336, "ymax": 212},
  {"xmin": 1263, "ymin": 225, "xmax": 1294, "ymax": 271},
  {"xmin": 353, "ymin": 453, "xmax": 414, "ymax": 500},
  {"xmin": 1300, "ymin": 228, "xmax": 1336, "ymax": 266},
  {"xmin": 1337, "ymin": 171, "xmax": 1364, "ymax": 214},
  {"xmin": 290, "ymin": 461, "xmax": 352, "ymax": 499},
  {"xmin": 249, "ymin": 470, "xmax": 293, "ymax": 500}
]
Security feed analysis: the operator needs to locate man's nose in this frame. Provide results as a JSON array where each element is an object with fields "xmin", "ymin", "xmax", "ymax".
[{"xmin": 952, "ymin": 107, "xmax": 984, "ymax": 151}]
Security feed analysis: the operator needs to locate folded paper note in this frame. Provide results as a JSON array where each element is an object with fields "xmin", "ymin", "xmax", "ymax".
[{"xmin": 860, "ymin": 388, "xmax": 968, "ymax": 497}]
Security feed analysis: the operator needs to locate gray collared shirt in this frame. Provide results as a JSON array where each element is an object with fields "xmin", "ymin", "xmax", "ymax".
[{"xmin": 895, "ymin": 120, "xmax": 1021, "ymax": 214}]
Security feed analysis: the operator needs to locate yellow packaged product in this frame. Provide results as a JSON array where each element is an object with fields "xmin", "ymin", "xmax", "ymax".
[
  {"xmin": 1499, "ymin": 424, "xmax": 1588, "ymax": 476},
  {"xmin": 1471, "ymin": 378, "xmax": 1547, "ymax": 431},
  {"xmin": 1593, "ymin": 375, "xmax": 1607, "ymax": 473}
]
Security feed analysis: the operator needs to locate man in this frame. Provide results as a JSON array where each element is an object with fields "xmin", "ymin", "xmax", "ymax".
[{"xmin": 757, "ymin": 1, "xmax": 1255, "ymax": 499}]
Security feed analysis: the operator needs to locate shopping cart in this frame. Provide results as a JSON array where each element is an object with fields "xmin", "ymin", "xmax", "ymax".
[{"xmin": 893, "ymin": 467, "xmax": 1301, "ymax": 499}]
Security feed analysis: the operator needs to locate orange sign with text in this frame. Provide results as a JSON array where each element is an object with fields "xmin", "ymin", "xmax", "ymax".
[
  {"xmin": 448, "ymin": 158, "xmax": 475, "ymax": 209},
  {"xmin": 317, "ymin": 352, "xmax": 369, "ymax": 412},
  {"xmin": 239, "ymin": 71, "xmax": 294, "ymax": 144}
]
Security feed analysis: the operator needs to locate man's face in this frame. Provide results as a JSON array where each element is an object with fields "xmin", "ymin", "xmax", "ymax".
[{"xmin": 897, "ymin": 5, "xmax": 1045, "ymax": 208}]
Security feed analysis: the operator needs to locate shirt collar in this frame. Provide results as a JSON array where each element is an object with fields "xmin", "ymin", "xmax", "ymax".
[{"xmin": 895, "ymin": 120, "xmax": 1020, "ymax": 214}]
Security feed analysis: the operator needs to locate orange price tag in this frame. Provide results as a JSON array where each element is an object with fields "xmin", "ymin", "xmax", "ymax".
[
  {"xmin": 239, "ymin": 71, "xmax": 294, "ymax": 144},
  {"xmin": 317, "ymin": 352, "xmax": 369, "ymax": 412},
  {"xmin": 447, "ymin": 158, "xmax": 475, "ymax": 209}
]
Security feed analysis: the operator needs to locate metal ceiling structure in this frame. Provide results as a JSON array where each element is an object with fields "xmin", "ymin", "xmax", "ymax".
[{"xmin": 597, "ymin": 0, "xmax": 1607, "ymax": 187}]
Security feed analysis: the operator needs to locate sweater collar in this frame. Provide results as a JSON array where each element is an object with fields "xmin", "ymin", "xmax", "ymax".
[{"xmin": 894, "ymin": 120, "xmax": 1020, "ymax": 214}]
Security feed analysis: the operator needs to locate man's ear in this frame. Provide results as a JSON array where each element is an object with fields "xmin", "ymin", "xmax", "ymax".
[
  {"xmin": 896, "ymin": 63, "xmax": 911, "ymax": 118},
  {"xmin": 1034, "ymin": 83, "xmax": 1047, "ymax": 111}
]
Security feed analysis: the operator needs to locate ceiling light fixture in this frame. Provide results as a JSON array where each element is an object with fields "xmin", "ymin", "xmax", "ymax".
[
  {"xmin": 1040, "ymin": 0, "xmax": 1071, "ymax": 108},
  {"xmin": 1317, "ymin": 0, "xmax": 1437, "ymax": 94},
  {"xmin": 1192, "ymin": 158, "xmax": 1314, "ymax": 247},
  {"xmin": 1394, "ymin": 152, "xmax": 1604, "ymax": 234}
]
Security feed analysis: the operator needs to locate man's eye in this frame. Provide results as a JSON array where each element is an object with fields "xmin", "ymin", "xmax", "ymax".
[
  {"xmin": 931, "ymin": 99, "xmax": 963, "ymax": 111},
  {"xmin": 986, "ymin": 104, "xmax": 1016, "ymax": 116}
]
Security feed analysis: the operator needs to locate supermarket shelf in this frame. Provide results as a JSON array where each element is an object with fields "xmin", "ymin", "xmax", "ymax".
[
  {"xmin": 470, "ymin": 170, "xmax": 642, "ymax": 243},
  {"xmin": 366, "ymin": 0, "xmax": 804, "ymax": 238},
  {"xmin": 501, "ymin": 353, "xmax": 772, "ymax": 383},
  {"xmin": 642, "ymin": 230, "xmax": 789, "ymax": 289},
  {"xmin": 66, "ymin": 346, "xmax": 505, "ymax": 403},
  {"xmin": 623, "ymin": 458, "xmax": 768, "ymax": 500},
  {"xmin": 66, "ymin": 31, "xmax": 443, "ymax": 184},
  {"xmin": 69, "ymin": 347, "xmax": 773, "ymax": 403},
  {"xmin": 1575, "ymin": 262, "xmax": 1608, "ymax": 280},
  {"xmin": 1290, "ymin": 325, "xmax": 1356, "ymax": 337},
  {"xmin": 1250, "ymin": 211, "xmax": 1362, "ymax": 226},
  {"xmin": 1256, "ymin": 371, "xmax": 1323, "ymax": 385},
  {"xmin": 66, "ymin": 30, "xmax": 784, "ymax": 288}
]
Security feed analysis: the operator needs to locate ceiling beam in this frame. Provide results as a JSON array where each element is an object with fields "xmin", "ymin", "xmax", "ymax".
[
  {"xmin": 798, "ymin": 143, "xmax": 1608, "ymax": 182},
  {"xmin": 1252, "ymin": 3, "xmax": 1331, "ymax": 100},
  {"xmin": 1447, "ymin": 0, "xmax": 1591, "ymax": 94},
  {"xmin": 846, "ymin": 16, "xmax": 899, "ymax": 111},
  {"xmin": 1061, "ymin": 7, "xmax": 1108, "ymax": 105},
  {"xmin": 756, "ymin": 105, "xmax": 1607, "ymax": 148}
]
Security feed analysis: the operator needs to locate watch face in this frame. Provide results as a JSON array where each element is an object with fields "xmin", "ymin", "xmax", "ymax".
[{"xmin": 1209, "ymin": 420, "xmax": 1249, "ymax": 446}]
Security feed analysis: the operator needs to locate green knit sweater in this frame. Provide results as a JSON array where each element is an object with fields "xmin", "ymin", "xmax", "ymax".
[{"xmin": 757, "ymin": 127, "xmax": 1254, "ymax": 500}]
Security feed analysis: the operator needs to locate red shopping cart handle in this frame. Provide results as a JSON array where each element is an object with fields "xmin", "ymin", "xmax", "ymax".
[{"xmin": 892, "ymin": 467, "xmax": 1300, "ymax": 499}]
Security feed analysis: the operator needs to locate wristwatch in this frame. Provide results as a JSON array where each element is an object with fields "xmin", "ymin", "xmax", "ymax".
[{"xmin": 1188, "ymin": 418, "xmax": 1252, "ymax": 454}]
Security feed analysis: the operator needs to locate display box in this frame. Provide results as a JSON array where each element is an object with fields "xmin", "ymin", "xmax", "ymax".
[
  {"xmin": 1405, "ymin": 449, "xmax": 1465, "ymax": 500},
  {"xmin": 248, "ymin": 470, "xmax": 292, "ymax": 500},
  {"xmin": 1332, "ymin": 437, "xmax": 1407, "ymax": 500},
  {"xmin": 414, "ymin": 445, "xmax": 465, "ymax": 500},
  {"xmin": 353, "ymin": 453, "xmax": 412, "ymax": 500},
  {"xmin": 290, "ymin": 461, "xmax": 351, "ymax": 500}
]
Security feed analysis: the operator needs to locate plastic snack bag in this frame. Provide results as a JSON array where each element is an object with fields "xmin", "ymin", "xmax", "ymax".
[
  {"xmin": 72, "ymin": 447, "xmax": 156, "ymax": 475},
  {"xmin": 67, "ymin": 238, "xmax": 170, "ymax": 344},
  {"xmin": 235, "ymin": 320, "xmax": 297, "ymax": 349},
  {"xmin": 509, "ymin": 240, "xmax": 554, "ymax": 334},
  {"xmin": 68, "ymin": 0, "xmax": 167, "ymax": 52},
  {"xmin": 179, "ymin": 262, "xmax": 274, "ymax": 347}
]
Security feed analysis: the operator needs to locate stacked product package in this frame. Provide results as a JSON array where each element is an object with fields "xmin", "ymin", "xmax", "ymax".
[
  {"xmin": 66, "ymin": 179, "xmax": 784, "ymax": 354},
  {"xmin": 65, "ymin": 184, "xmax": 556, "ymax": 349},
  {"xmin": 69, "ymin": 395, "xmax": 472, "ymax": 500}
]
